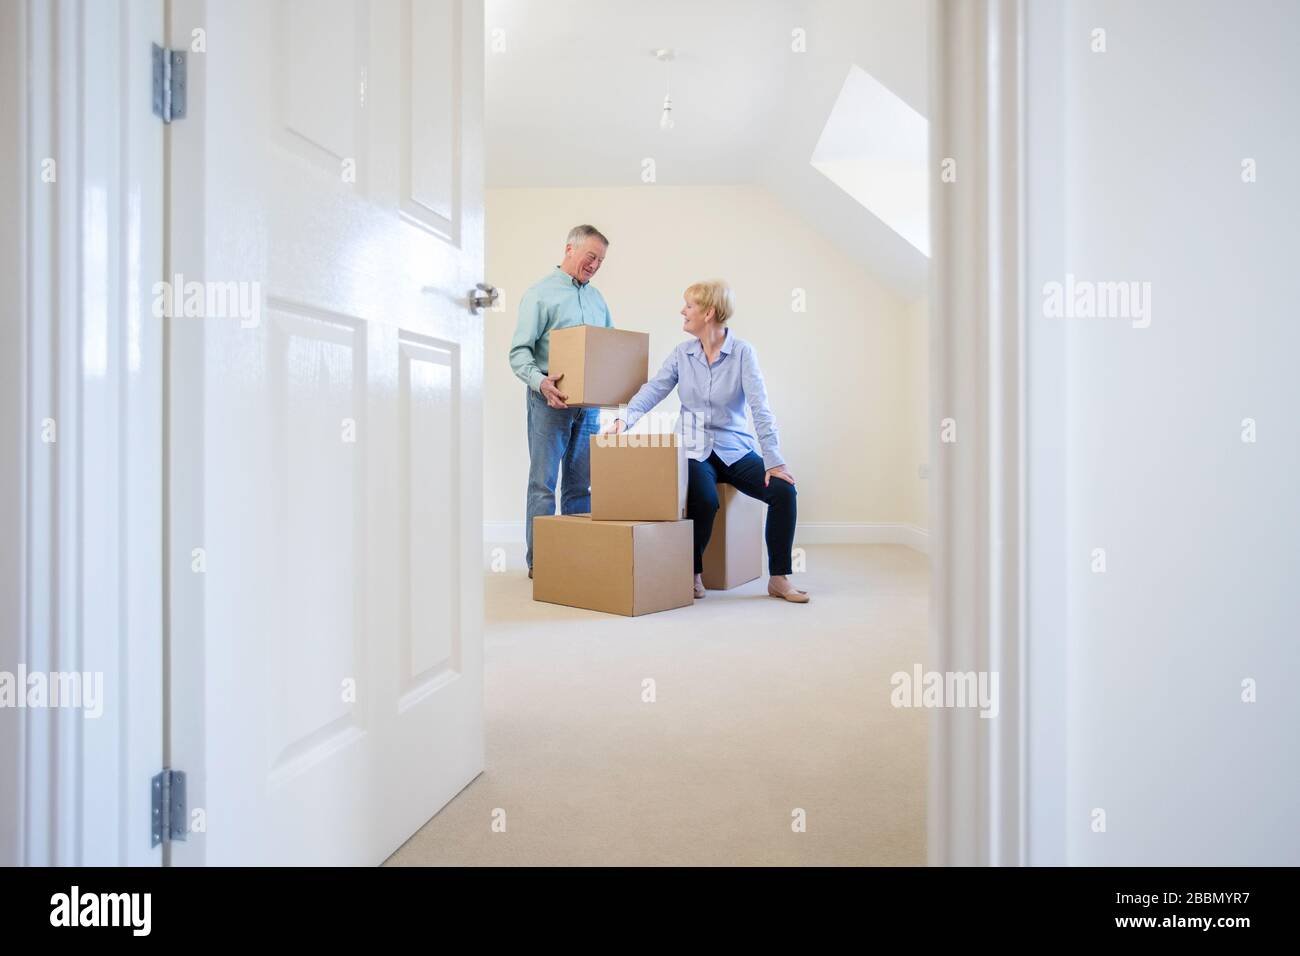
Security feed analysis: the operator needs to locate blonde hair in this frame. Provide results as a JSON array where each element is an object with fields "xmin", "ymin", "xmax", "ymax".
[{"xmin": 685, "ymin": 280, "xmax": 735, "ymax": 324}]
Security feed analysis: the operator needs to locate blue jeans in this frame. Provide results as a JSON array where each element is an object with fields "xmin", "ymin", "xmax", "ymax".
[
  {"xmin": 687, "ymin": 451, "xmax": 798, "ymax": 576},
  {"xmin": 525, "ymin": 388, "xmax": 600, "ymax": 569}
]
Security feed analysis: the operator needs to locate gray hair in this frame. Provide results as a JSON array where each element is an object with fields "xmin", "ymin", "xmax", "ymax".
[{"xmin": 566, "ymin": 224, "xmax": 610, "ymax": 248}]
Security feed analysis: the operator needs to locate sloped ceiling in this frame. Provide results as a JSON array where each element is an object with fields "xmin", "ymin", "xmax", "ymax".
[{"xmin": 485, "ymin": 0, "xmax": 930, "ymax": 298}]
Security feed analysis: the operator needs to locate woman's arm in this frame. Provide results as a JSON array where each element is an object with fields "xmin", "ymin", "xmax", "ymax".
[
  {"xmin": 619, "ymin": 347, "xmax": 680, "ymax": 430},
  {"xmin": 740, "ymin": 342, "xmax": 785, "ymax": 470}
]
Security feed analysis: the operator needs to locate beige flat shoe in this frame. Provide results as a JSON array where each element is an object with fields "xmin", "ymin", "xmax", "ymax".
[
  {"xmin": 768, "ymin": 578, "xmax": 810, "ymax": 603},
  {"xmin": 693, "ymin": 575, "xmax": 706, "ymax": 599}
]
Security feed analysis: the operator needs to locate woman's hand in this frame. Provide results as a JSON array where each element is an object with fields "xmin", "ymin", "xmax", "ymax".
[
  {"xmin": 601, "ymin": 418, "xmax": 626, "ymax": 436},
  {"xmin": 765, "ymin": 465, "xmax": 795, "ymax": 486}
]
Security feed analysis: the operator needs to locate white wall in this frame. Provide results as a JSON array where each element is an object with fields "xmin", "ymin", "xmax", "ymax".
[
  {"xmin": 902, "ymin": 296, "xmax": 929, "ymax": 531},
  {"xmin": 1027, "ymin": 0, "xmax": 1300, "ymax": 864},
  {"xmin": 483, "ymin": 185, "xmax": 927, "ymax": 542}
]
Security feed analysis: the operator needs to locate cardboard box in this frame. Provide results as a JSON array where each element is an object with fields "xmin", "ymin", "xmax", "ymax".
[
  {"xmin": 589, "ymin": 433, "xmax": 687, "ymax": 521},
  {"xmin": 701, "ymin": 483, "xmax": 765, "ymax": 590},
  {"xmin": 532, "ymin": 514, "xmax": 693, "ymax": 616},
  {"xmin": 546, "ymin": 325, "xmax": 649, "ymax": 408}
]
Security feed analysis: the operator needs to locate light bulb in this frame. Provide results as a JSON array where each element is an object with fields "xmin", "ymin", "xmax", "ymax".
[{"xmin": 660, "ymin": 95, "xmax": 674, "ymax": 130}]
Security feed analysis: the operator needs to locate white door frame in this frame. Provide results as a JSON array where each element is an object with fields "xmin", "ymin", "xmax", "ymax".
[
  {"xmin": 0, "ymin": 0, "xmax": 166, "ymax": 866},
  {"xmin": 928, "ymin": 0, "xmax": 1061, "ymax": 866},
  {"xmin": 929, "ymin": 0, "xmax": 1017, "ymax": 867}
]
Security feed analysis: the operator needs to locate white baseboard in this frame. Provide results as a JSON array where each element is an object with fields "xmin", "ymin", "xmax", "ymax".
[
  {"xmin": 795, "ymin": 522, "xmax": 929, "ymax": 554},
  {"xmin": 902, "ymin": 525, "xmax": 930, "ymax": 555},
  {"xmin": 484, "ymin": 521, "xmax": 526, "ymax": 543},
  {"xmin": 483, "ymin": 521, "xmax": 929, "ymax": 555}
]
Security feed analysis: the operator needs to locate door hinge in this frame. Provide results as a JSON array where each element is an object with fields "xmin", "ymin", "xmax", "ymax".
[
  {"xmin": 151, "ymin": 769, "xmax": 188, "ymax": 847},
  {"xmin": 151, "ymin": 44, "xmax": 188, "ymax": 123}
]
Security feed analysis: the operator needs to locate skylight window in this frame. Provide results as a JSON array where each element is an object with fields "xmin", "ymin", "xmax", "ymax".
[{"xmin": 810, "ymin": 65, "xmax": 930, "ymax": 256}]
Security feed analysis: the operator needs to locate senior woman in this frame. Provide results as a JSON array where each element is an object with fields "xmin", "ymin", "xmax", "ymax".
[{"xmin": 604, "ymin": 280, "xmax": 809, "ymax": 603}]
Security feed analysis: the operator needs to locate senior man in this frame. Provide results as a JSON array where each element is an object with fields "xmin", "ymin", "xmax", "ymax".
[{"xmin": 509, "ymin": 224, "xmax": 613, "ymax": 578}]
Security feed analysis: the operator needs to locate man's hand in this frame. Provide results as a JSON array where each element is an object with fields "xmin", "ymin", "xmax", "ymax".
[
  {"xmin": 540, "ymin": 373, "xmax": 568, "ymax": 409},
  {"xmin": 765, "ymin": 465, "xmax": 795, "ymax": 487},
  {"xmin": 601, "ymin": 419, "xmax": 626, "ymax": 436}
]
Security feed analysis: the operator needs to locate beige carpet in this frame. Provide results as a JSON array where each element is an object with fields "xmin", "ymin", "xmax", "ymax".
[{"xmin": 385, "ymin": 544, "xmax": 929, "ymax": 866}]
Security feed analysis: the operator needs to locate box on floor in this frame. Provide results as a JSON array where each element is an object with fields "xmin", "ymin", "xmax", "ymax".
[
  {"xmin": 702, "ymin": 483, "xmax": 764, "ymax": 590},
  {"xmin": 532, "ymin": 514, "xmax": 693, "ymax": 616}
]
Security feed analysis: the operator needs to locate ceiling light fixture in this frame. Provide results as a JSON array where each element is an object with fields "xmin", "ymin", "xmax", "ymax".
[{"xmin": 656, "ymin": 49, "xmax": 675, "ymax": 131}]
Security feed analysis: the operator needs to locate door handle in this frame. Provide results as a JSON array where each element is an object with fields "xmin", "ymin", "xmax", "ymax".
[{"xmin": 469, "ymin": 283, "xmax": 500, "ymax": 313}]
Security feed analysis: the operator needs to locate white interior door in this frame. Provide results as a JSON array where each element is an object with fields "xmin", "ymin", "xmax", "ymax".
[{"xmin": 166, "ymin": 0, "xmax": 485, "ymax": 865}]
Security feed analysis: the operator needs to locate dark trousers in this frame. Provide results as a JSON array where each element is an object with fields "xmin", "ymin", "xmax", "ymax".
[{"xmin": 687, "ymin": 451, "xmax": 797, "ymax": 577}]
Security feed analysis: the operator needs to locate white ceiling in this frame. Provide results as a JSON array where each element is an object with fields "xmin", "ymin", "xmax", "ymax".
[
  {"xmin": 485, "ymin": 0, "xmax": 794, "ymax": 187},
  {"xmin": 484, "ymin": 0, "xmax": 931, "ymax": 297}
]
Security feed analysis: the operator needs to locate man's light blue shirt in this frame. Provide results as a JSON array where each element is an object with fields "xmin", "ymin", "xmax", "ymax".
[
  {"xmin": 622, "ymin": 327, "xmax": 785, "ymax": 470},
  {"xmin": 509, "ymin": 266, "xmax": 613, "ymax": 391}
]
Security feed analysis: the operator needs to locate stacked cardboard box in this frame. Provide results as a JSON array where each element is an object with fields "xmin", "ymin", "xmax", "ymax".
[
  {"xmin": 531, "ymin": 515, "xmax": 692, "ymax": 616},
  {"xmin": 534, "ymin": 432, "xmax": 692, "ymax": 616},
  {"xmin": 531, "ymin": 327, "xmax": 762, "ymax": 615},
  {"xmin": 590, "ymin": 432, "xmax": 687, "ymax": 521},
  {"xmin": 533, "ymin": 326, "xmax": 691, "ymax": 616}
]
